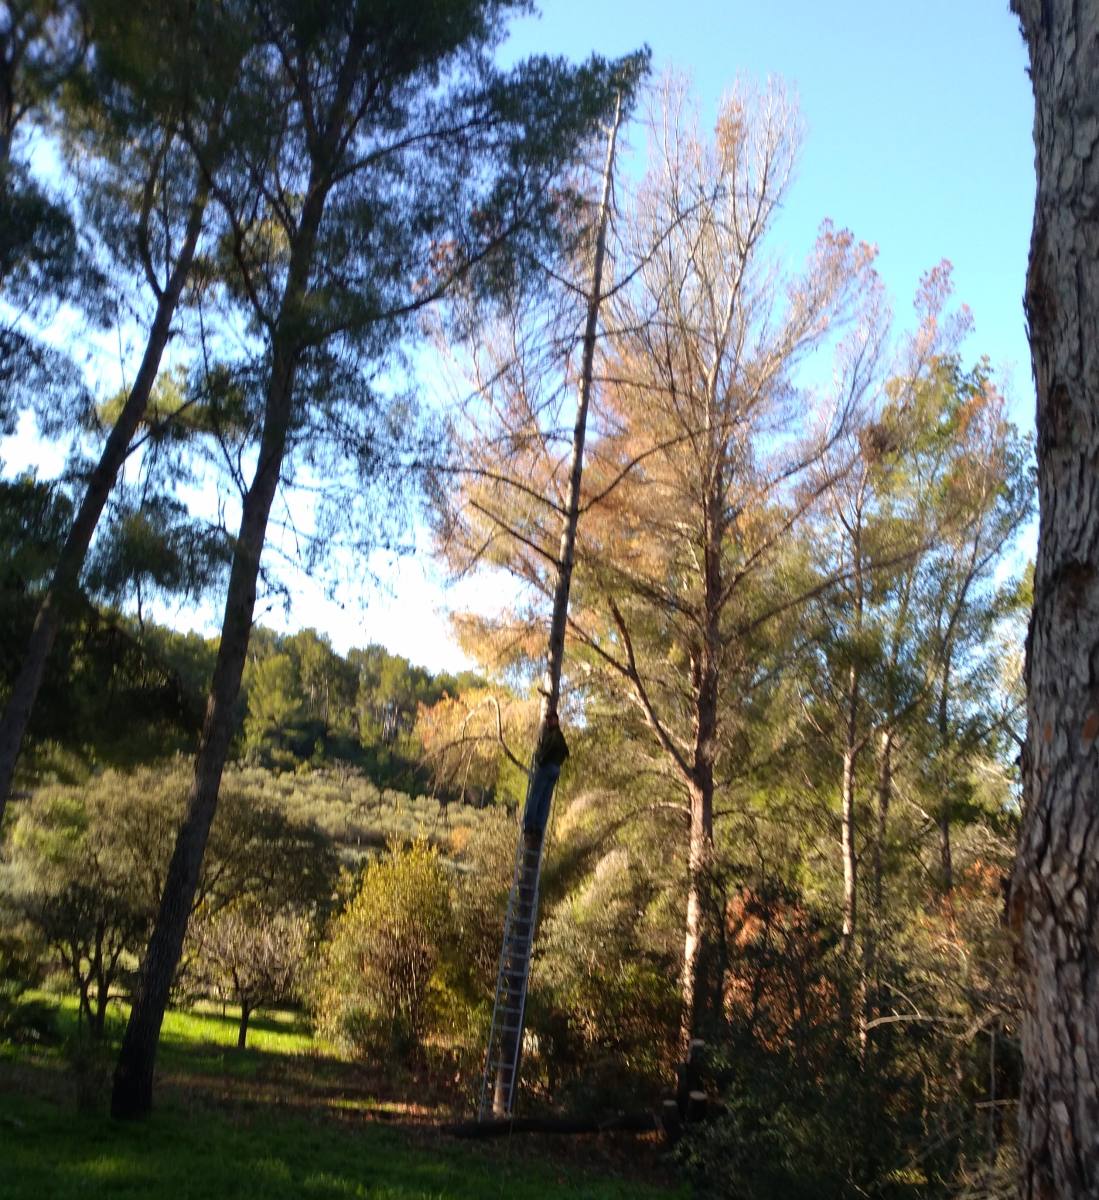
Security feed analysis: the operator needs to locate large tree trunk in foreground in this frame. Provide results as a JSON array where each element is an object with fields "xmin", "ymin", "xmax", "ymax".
[
  {"xmin": 110, "ymin": 333, "xmax": 299, "ymax": 1118},
  {"xmin": 0, "ymin": 182, "xmax": 209, "ymax": 823},
  {"xmin": 1010, "ymin": 2, "xmax": 1099, "ymax": 1195}
]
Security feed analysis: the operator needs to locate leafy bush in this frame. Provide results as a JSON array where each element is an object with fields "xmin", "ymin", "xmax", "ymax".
[
  {"xmin": 312, "ymin": 841, "xmax": 461, "ymax": 1060},
  {"xmin": 1, "ymin": 762, "xmax": 338, "ymax": 1033},
  {"xmin": 0, "ymin": 925, "xmax": 57, "ymax": 1047},
  {"xmin": 531, "ymin": 846, "xmax": 679, "ymax": 1109},
  {"xmin": 679, "ymin": 1040, "xmax": 917, "ymax": 1200}
]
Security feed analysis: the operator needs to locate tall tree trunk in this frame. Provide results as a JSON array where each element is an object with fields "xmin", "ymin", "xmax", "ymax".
[
  {"xmin": 679, "ymin": 769, "xmax": 716, "ymax": 1053},
  {"xmin": 871, "ymin": 727, "xmax": 893, "ymax": 920},
  {"xmin": 937, "ymin": 657, "xmax": 954, "ymax": 895},
  {"xmin": 111, "ymin": 186, "xmax": 327, "ymax": 1120},
  {"xmin": 237, "ymin": 1003, "xmax": 251, "ymax": 1050},
  {"xmin": 841, "ymin": 663, "xmax": 860, "ymax": 955},
  {"xmin": 1010, "ymin": 2, "xmax": 1099, "ymax": 1195},
  {"xmin": 539, "ymin": 92, "xmax": 620, "ymax": 721},
  {"xmin": 937, "ymin": 806, "xmax": 953, "ymax": 897},
  {"xmin": 840, "ymin": 501, "xmax": 866, "ymax": 959},
  {"xmin": 492, "ymin": 97, "xmax": 621, "ymax": 1118},
  {"xmin": 0, "ymin": 175, "xmax": 210, "ymax": 822},
  {"xmin": 861, "ymin": 725, "xmax": 893, "ymax": 1053},
  {"xmin": 93, "ymin": 984, "xmax": 108, "ymax": 1041},
  {"xmin": 838, "ymin": 502, "xmax": 867, "ymax": 1046}
]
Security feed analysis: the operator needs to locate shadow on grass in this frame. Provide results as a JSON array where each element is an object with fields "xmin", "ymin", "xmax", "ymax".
[
  {"xmin": 1, "ymin": 1087, "xmax": 676, "ymax": 1200},
  {"xmin": 1, "ymin": 994, "xmax": 685, "ymax": 1199}
]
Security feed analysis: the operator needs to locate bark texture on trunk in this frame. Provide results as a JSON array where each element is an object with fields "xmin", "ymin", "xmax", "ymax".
[
  {"xmin": 110, "ymin": 363, "xmax": 293, "ymax": 1117},
  {"xmin": 111, "ymin": 177, "xmax": 326, "ymax": 1117},
  {"xmin": 679, "ymin": 772, "xmax": 716, "ymax": 1053},
  {"xmin": 0, "ymin": 178, "xmax": 209, "ymax": 821},
  {"xmin": 1010, "ymin": 2, "xmax": 1099, "ymax": 1195}
]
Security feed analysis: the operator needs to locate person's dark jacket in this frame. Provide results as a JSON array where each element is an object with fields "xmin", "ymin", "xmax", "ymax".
[{"xmin": 534, "ymin": 724, "xmax": 569, "ymax": 768}]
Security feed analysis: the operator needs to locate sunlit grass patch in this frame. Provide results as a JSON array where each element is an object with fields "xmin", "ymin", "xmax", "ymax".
[{"xmin": 0, "ymin": 1090, "xmax": 682, "ymax": 1200}]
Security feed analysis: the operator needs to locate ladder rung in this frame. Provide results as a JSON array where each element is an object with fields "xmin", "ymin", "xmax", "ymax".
[{"xmin": 483, "ymin": 829, "xmax": 548, "ymax": 1117}]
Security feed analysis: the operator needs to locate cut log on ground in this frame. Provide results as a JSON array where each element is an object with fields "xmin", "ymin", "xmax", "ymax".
[{"xmin": 444, "ymin": 1111, "xmax": 660, "ymax": 1138}]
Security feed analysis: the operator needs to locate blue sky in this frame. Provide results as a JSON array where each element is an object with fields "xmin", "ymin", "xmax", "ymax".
[
  {"xmin": 421, "ymin": 2, "xmax": 1036, "ymax": 670},
  {"xmin": 1, "ymin": 3, "xmax": 1037, "ymax": 673},
  {"xmin": 505, "ymin": 2, "xmax": 1035, "ymax": 420}
]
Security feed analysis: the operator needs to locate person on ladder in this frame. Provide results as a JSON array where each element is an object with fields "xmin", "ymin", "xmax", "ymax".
[{"xmin": 522, "ymin": 709, "xmax": 569, "ymax": 836}]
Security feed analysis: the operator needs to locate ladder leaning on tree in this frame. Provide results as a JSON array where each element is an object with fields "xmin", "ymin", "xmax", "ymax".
[
  {"xmin": 478, "ymin": 811, "xmax": 547, "ymax": 1119},
  {"xmin": 476, "ymin": 93, "xmax": 622, "ymax": 1121}
]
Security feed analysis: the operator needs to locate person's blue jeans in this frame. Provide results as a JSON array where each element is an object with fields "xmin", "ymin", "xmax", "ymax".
[{"xmin": 522, "ymin": 762, "xmax": 561, "ymax": 834}]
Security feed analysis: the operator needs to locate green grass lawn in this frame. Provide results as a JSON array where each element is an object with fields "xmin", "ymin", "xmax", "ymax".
[
  {"xmin": 0, "ymin": 1090, "xmax": 675, "ymax": 1200},
  {"xmin": 0, "ymin": 994, "xmax": 685, "ymax": 1199}
]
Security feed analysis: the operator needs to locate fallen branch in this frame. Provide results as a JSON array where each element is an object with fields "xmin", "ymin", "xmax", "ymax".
[{"xmin": 443, "ymin": 1110, "xmax": 661, "ymax": 1138}]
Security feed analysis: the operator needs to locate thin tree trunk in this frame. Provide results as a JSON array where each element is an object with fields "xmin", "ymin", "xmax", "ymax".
[
  {"xmin": 93, "ymin": 984, "xmax": 108, "ymax": 1040},
  {"xmin": 111, "ymin": 183, "xmax": 327, "ymax": 1119},
  {"xmin": 676, "ymin": 315, "xmax": 727, "ymax": 1055},
  {"xmin": 839, "ymin": 502, "xmax": 867, "ymax": 1047},
  {"xmin": 679, "ymin": 771, "xmax": 716, "ymax": 1053},
  {"xmin": 0, "ymin": 174, "xmax": 210, "ymax": 821},
  {"xmin": 872, "ymin": 727, "xmax": 893, "ymax": 919},
  {"xmin": 237, "ymin": 1003, "xmax": 250, "ymax": 1050},
  {"xmin": 491, "ymin": 97, "xmax": 621, "ymax": 1118},
  {"xmin": 1010, "ymin": 1, "xmax": 1099, "ymax": 1195},
  {"xmin": 840, "ymin": 501, "xmax": 866, "ymax": 960},
  {"xmin": 937, "ymin": 656, "xmax": 953, "ymax": 896},
  {"xmin": 539, "ymin": 92, "xmax": 620, "ymax": 721},
  {"xmin": 861, "ymin": 725, "xmax": 893, "ymax": 1055},
  {"xmin": 840, "ymin": 663, "xmax": 860, "ymax": 954}
]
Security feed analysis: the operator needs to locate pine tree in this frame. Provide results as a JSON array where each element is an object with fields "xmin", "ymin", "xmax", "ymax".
[{"xmin": 110, "ymin": 0, "xmax": 643, "ymax": 1117}]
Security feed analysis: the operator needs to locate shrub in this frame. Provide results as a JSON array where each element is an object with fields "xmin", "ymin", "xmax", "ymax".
[
  {"xmin": 532, "ymin": 847, "xmax": 679, "ymax": 1109},
  {"xmin": 312, "ymin": 841, "xmax": 459, "ymax": 1060},
  {"xmin": 679, "ymin": 1040, "xmax": 916, "ymax": 1200}
]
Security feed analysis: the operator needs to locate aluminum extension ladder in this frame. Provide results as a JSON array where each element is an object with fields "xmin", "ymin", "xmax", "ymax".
[{"xmin": 477, "ymin": 824, "xmax": 546, "ymax": 1120}]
